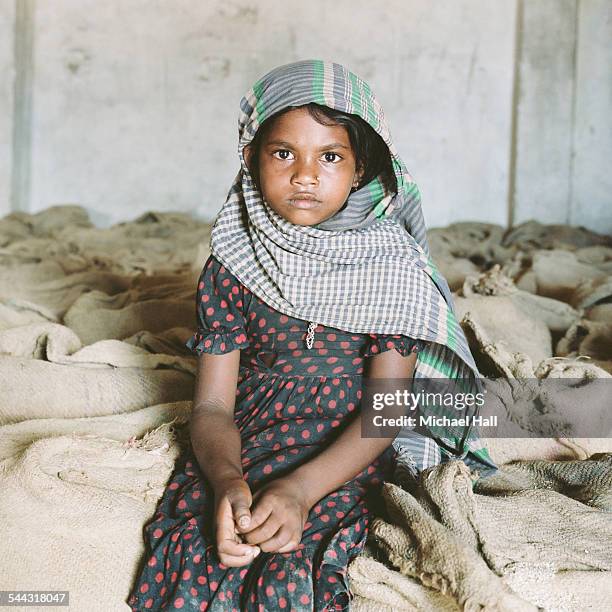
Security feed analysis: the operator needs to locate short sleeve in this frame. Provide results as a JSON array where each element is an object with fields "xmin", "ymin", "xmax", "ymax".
[
  {"xmin": 185, "ymin": 255, "xmax": 250, "ymax": 355},
  {"xmin": 363, "ymin": 333, "xmax": 425, "ymax": 358}
]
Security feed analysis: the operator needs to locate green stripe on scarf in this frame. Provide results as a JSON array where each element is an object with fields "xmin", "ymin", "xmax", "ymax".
[
  {"xmin": 312, "ymin": 60, "xmax": 326, "ymax": 105},
  {"xmin": 370, "ymin": 180, "xmax": 386, "ymax": 217},
  {"xmin": 253, "ymin": 80, "xmax": 266, "ymax": 124}
]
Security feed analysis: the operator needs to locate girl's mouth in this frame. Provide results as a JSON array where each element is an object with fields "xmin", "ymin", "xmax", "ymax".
[{"xmin": 288, "ymin": 199, "xmax": 320, "ymax": 209}]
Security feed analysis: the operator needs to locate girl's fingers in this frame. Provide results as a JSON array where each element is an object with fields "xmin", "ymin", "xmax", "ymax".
[
  {"xmin": 238, "ymin": 497, "xmax": 273, "ymax": 534},
  {"xmin": 276, "ymin": 537, "xmax": 301, "ymax": 553},
  {"xmin": 241, "ymin": 513, "xmax": 281, "ymax": 545},
  {"xmin": 218, "ymin": 549, "xmax": 260, "ymax": 568},
  {"xmin": 216, "ymin": 498, "xmax": 239, "ymax": 542},
  {"xmin": 226, "ymin": 488, "xmax": 253, "ymax": 530},
  {"xmin": 216, "ymin": 498, "xmax": 259, "ymax": 556},
  {"xmin": 217, "ymin": 537, "xmax": 261, "ymax": 559},
  {"xmin": 257, "ymin": 525, "xmax": 296, "ymax": 553}
]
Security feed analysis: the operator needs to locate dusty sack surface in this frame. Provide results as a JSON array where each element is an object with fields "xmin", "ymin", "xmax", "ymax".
[{"xmin": 0, "ymin": 206, "xmax": 610, "ymax": 611}]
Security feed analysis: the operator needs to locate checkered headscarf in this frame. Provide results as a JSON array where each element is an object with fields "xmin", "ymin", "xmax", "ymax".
[{"xmin": 209, "ymin": 59, "xmax": 497, "ymax": 475}]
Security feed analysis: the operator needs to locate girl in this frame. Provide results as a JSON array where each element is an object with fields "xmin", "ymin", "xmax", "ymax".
[{"xmin": 128, "ymin": 59, "xmax": 497, "ymax": 611}]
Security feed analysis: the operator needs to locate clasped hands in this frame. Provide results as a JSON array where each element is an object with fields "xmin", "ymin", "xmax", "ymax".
[{"xmin": 213, "ymin": 475, "xmax": 311, "ymax": 568}]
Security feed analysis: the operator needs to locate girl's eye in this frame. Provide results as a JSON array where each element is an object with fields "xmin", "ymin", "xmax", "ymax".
[
  {"xmin": 323, "ymin": 152, "xmax": 342, "ymax": 163},
  {"xmin": 273, "ymin": 150, "xmax": 294, "ymax": 160}
]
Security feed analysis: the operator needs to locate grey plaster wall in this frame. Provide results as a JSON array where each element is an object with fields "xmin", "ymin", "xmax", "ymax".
[
  {"xmin": 0, "ymin": 0, "xmax": 15, "ymax": 217},
  {"xmin": 1, "ymin": 0, "xmax": 610, "ymax": 232}
]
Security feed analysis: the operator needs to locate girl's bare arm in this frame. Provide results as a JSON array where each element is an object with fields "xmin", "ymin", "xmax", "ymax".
[
  {"xmin": 189, "ymin": 350, "xmax": 243, "ymax": 491},
  {"xmin": 284, "ymin": 349, "xmax": 418, "ymax": 509},
  {"xmin": 190, "ymin": 349, "xmax": 262, "ymax": 563}
]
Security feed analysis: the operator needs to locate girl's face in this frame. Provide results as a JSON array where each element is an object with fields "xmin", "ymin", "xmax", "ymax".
[{"xmin": 244, "ymin": 107, "xmax": 364, "ymax": 226}]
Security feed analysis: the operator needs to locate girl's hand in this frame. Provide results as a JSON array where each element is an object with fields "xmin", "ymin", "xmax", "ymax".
[
  {"xmin": 237, "ymin": 476, "xmax": 311, "ymax": 553},
  {"xmin": 213, "ymin": 477, "xmax": 261, "ymax": 567}
]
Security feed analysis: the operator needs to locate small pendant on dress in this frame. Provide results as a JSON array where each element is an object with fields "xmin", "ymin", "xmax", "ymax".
[{"xmin": 305, "ymin": 321, "xmax": 317, "ymax": 349}]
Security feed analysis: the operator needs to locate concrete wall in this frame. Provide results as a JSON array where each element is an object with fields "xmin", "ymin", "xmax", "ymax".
[
  {"xmin": 1, "ymin": 0, "xmax": 610, "ymax": 232},
  {"xmin": 0, "ymin": 0, "xmax": 16, "ymax": 217}
]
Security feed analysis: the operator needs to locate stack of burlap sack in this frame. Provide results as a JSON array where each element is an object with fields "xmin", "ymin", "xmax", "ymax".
[{"xmin": 0, "ymin": 206, "xmax": 610, "ymax": 611}]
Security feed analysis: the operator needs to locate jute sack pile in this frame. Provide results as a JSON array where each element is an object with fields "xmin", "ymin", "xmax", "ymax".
[
  {"xmin": 349, "ymin": 455, "xmax": 612, "ymax": 611},
  {"xmin": 0, "ymin": 205, "xmax": 610, "ymax": 611}
]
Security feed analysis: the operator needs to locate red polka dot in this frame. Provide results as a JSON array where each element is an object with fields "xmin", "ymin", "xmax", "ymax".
[{"xmin": 173, "ymin": 597, "xmax": 184, "ymax": 608}]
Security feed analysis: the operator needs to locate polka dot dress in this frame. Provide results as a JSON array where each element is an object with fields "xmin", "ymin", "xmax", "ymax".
[{"xmin": 127, "ymin": 254, "xmax": 425, "ymax": 611}]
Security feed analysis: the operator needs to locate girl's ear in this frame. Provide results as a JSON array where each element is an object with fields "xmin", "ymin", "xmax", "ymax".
[
  {"xmin": 352, "ymin": 163, "xmax": 365, "ymax": 190},
  {"xmin": 243, "ymin": 144, "xmax": 253, "ymax": 172}
]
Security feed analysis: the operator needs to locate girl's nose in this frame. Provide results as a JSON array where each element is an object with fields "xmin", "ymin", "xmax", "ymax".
[{"xmin": 291, "ymin": 159, "xmax": 319, "ymax": 186}]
